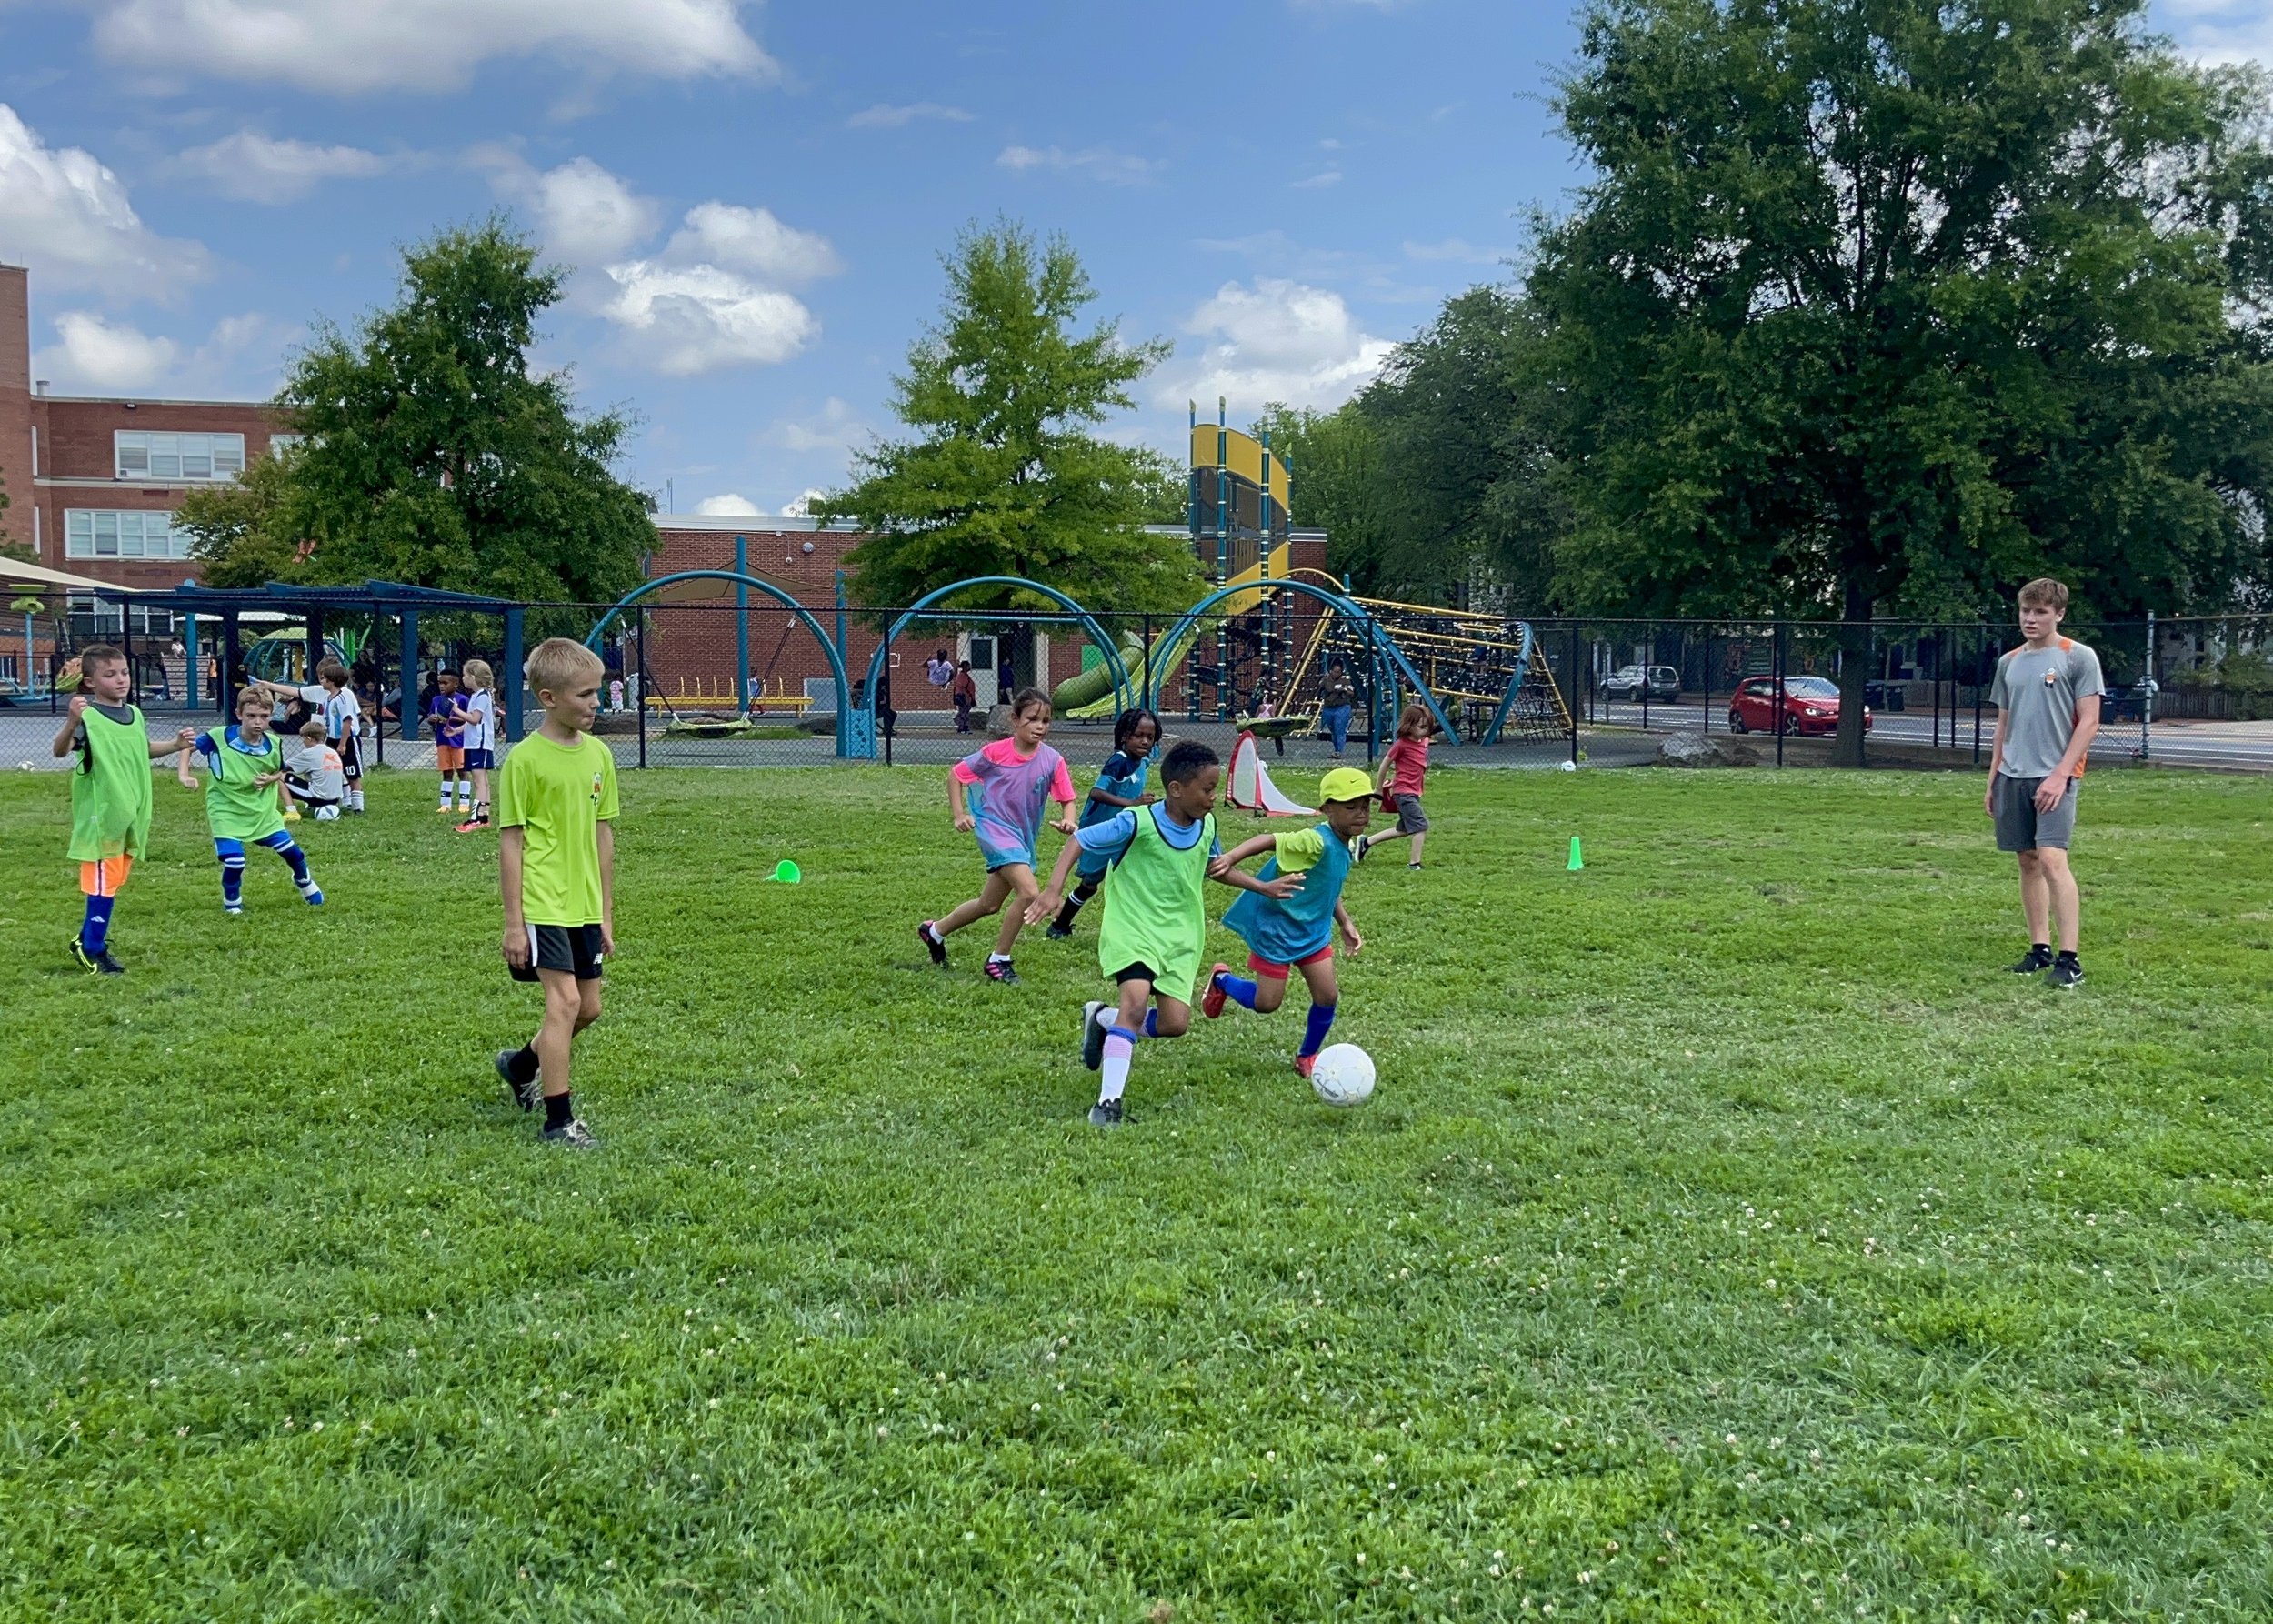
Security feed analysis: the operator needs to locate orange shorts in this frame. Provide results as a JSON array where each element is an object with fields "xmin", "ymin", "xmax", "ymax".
[
  {"xmin": 79, "ymin": 856, "xmax": 133, "ymax": 897},
  {"xmin": 1248, "ymin": 944, "xmax": 1333, "ymax": 979},
  {"xmin": 436, "ymin": 746, "xmax": 466, "ymax": 771}
]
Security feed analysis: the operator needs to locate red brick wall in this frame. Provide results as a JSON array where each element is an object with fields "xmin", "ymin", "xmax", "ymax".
[{"xmin": 0, "ymin": 266, "xmax": 31, "ymax": 556}]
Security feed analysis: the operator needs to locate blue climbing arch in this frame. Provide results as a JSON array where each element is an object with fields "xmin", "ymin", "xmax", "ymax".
[
  {"xmin": 585, "ymin": 570, "xmax": 856, "ymax": 754},
  {"xmin": 848, "ymin": 577, "xmax": 1135, "ymax": 759}
]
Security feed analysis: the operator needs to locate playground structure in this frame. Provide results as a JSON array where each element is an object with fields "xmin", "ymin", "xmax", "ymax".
[{"xmin": 580, "ymin": 404, "xmax": 1577, "ymax": 759}]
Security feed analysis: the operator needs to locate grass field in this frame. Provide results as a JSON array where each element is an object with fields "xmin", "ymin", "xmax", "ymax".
[{"xmin": 3, "ymin": 763, "xmax": 2269, "ymax": 1622}]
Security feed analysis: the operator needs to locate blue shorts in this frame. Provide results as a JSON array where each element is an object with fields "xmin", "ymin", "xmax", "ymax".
[
  {"xmin": 465, "ymin": 747, "xmax": 496, "ymax": 771},
  {"xmin": 1076, "ymin": 847, "xmax": 1112, "ymax": 883},
  {"xmin": 984, "ymin": 847, "xmax": 1037, "ymax": 874}
]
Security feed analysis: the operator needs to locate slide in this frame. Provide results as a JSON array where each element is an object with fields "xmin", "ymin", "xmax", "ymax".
[{"xmin": 1067, "ymin": 557, "xmax": 1275, "ymax": 719}]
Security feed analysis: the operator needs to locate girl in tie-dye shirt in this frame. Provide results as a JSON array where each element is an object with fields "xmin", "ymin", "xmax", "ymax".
[{"xmin": 917, "ymin": 687, "xmax": 1078, "ymax": 986}]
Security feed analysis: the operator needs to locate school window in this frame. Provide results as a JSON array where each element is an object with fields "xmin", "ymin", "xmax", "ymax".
[
  {"xmin": 64, "ymin": 596, "xmax": 178, "ymax": 638},
  {"xmin": 65, "ymin": 509, "xmax": 190, "ymax": 561},
  {"xmin": 114, "ymin": 431, "xmax": 246, "ymax": 482}
]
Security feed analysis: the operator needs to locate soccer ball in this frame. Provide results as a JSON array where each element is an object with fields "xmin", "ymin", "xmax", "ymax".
[
  {"xmin": 1558, "ymin": 759, "xmax": 1577, "ymax": 773},
  {"xmin": 1310, "ymin": 1042, "xmax": 1376, "ymax": 1108}
]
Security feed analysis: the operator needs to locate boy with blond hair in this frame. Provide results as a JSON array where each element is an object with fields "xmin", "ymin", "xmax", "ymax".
[
  {"xmin": 1986, "ymin": 577, "xmax": 2103, "ymax": 988},
  {"xmin": 180, "ymin": 686, "xmax": 325, "ymax": 914},
  {"xmin": 492, "ymin": 638, "xmax": 618, "ymax": 1148},
  {"xmin": 255, "ymin": 657, "xmax": 365, "ymax": 813},
  {"xmin": 52, "ymin": 644, "xmax": 195, "ymax": 974}
]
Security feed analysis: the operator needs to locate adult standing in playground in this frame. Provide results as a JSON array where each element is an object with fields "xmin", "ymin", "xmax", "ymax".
[{"xmin": 1318, "ymin": 658, "xmax": 1357, "ymax": 759}]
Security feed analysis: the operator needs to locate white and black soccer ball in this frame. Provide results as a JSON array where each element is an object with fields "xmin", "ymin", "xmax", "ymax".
[{"xmin": 1310, "ymin": 1042, "xmax": 1377, "ymax": 1108}]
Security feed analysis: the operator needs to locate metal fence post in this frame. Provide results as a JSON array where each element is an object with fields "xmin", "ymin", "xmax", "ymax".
[
  {"xmin": 1702, "ymin": 629, "xmax": 1712, "ymax": 733},
  {"xmin": 1971, "ymin": 623, "xmax": 1985, "ymax": 766},
  {"xmin": 1774, "ymin": 618, "xmax": 1787, "ymax": 768},
  {"xmin": 1142, "ymin": 612, "xmax": 1154, "ymax": 714},
  {"xmin": 1567, "ymin": 622, "xmax": 1581, "ymax": 765},
  {"xmin": 2141, "ymin": 610, "xmax": 2154, "ymax": 761},
  {"xmin": 636, "ymin": 607, "xmax": 649, "ymax": 771}
]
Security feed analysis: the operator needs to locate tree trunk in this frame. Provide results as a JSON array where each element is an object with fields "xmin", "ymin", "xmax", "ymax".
[{"xmin": 1832, "ymin": 578, "xmax": 1872, "ymax": 768}]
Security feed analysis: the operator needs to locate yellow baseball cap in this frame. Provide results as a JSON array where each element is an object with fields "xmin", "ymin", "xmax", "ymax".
[{"xmin": 1319, "ymin": 767, "xmax": 1374, "ymax": 804}]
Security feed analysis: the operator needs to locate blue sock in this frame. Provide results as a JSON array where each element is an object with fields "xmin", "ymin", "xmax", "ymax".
[
  {"xmin": 81, "ymin": 894, "xmax": 115, "ymax": 955},
  {"xmin": 263, "ymin": 834, "xmax": 312, "ymax": 887},
  {"xmin": 1301, "ymin": 1002, "xmax": 1337, "ymax": 1058},
  {"xmin": 1142, "ymin": 1007, "xmax": 1160, "ymax": 1038},
  {"xmin": 1219, "ymin": 973, "xmax": 1259, "ymax": 1010},
  {"xmin": 220, "ymin": 857, "xmax": 245, "ymax": 906}
]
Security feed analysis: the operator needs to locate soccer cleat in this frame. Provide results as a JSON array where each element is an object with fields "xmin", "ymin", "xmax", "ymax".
[
  {"xmin": 2008, "ymin": 945, "xmax": 2054, "ymax": 974},
  {"xmin": 1080, "ymin": 1001, "xmax": 1109, "ymax": 1071},
  {"xmin": 1200, "ymin": 962, "xmax": 1232, "ymax": 1020},
  {"xmin": 2048, "ymin": 958, "xmax": 2085, "ymax": 989},
  {"xmin": 224, "ymin": 901, "xmax": 245, "ymax": 917},
  {"xmin": 1354, "ymin": 835, "xmax": 1376, "ymax": 865},
  {"xmin": 1087, "ymin": 1098, "xmax": 1125, "ymax": 1129},
  {"xmin": 984, "ymin": 958, "xmax": 1021, "ymax": 986},
  {"xmin": 1407, "ymin": 862, "xmax": 1425, "ymax": 870},
  {"xmin": 454, "ymin": 817, "xmax": 490, "ymax": 835},
  {"xmin": 496, "ymin": 1049, "xmax": 541, "ymax": 1112},
  {"xmin": 543, "ymin": 1118, "xmax": 600, "ymax": 1149},
  {"xmin": 298, "ymin": 882, "xmax": 325, "ymax": 907},
  {"xmin": 1293, "ymin": 1052, "xmax": 1317, "ymax": 1080},
  {"xmin": 918, "ymin": 920, "xmax": 947, "ymax": 968},
  {"xmin": 1045, "ymin": 923, "xmax": 1073, "ymax": 940},
  {"xmin": 69, "ymin": 937, "xmax": 123, "ymax": 976}
]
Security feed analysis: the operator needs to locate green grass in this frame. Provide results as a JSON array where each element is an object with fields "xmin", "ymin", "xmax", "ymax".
[{"xmin": 3, "ymin": 764, "xmax": 2269, "ymax": 1622}]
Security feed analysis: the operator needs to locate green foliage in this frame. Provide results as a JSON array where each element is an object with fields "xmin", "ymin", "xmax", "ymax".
[
  {"xmin": 2, "ymin": 767, "xmax": 2269, "ymax": 1616},
  {"xmin": 195, "ymin": 220, "xmax": 653, "ymax": 605},
  {"xmin": 825, "ymin": 222, "xmax": 1201, "ymax": 615},
  {"xmin": 1255, "ymin": 288, "xmax": 1568, "ymax": 609},
  {"xmin": 1531, "ymin": 0, "xmax": 2273, "ymax": 757}
]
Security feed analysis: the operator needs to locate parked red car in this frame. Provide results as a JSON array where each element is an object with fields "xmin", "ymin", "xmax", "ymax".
[{"xmin": 1727, "ymin": 675, "xmax": 1871, "ymax": 737}]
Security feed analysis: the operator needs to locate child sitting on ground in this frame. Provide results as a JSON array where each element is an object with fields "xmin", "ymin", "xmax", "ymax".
[
  {"xmin": 180, "ymin": 687, "xmax": 325, "ymax": 915},
  {"xmin": 1203, "ymin": 766, "xmax": 1373, "ymax": 1078},
  {"xmin": 1046, "ymin": 707, "xmax": 1160, "ymax": 938},
  {"xmin": 1026, "ymin": 739, "xmax": 1302, "ymax": 1128},
  {"xmin": 285, "ymin": 718, "xmax": 345, "ymax": 821}
]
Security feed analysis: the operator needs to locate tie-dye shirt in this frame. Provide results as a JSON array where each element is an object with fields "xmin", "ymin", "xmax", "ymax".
[{"xmin": 952, "ymin": 737, "xmax": 1076, "ymax": 869}]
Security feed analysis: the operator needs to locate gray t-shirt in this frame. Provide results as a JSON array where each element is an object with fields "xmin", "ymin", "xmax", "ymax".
[{"xmin": 1990, "ymin": 638, "xmax": 2105, "ymax": 779}]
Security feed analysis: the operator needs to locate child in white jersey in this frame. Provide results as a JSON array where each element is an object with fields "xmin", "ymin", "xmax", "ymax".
[{"xmin": 456, "ymin": 658, "xmax": 499, "ymax": 832}]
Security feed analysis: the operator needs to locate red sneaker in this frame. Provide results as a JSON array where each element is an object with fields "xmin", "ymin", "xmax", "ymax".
[
  {"xmin": 1293, "ymin": 1052, "xmax": 1317, "ymax": 1080},
  {"xmin": 1200, "ymin": 962, "xmax": 1231, "ymax": 1020}
]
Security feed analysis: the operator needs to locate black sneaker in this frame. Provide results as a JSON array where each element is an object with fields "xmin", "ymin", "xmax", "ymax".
[
  {"xmin": 1045, "ymin": 923, "xmax": 1073, "ymax": 940},
  {"xmin": 1080, "ymin": 1000, "xmax": 1109, "ymax": 1070},
  {"xmin": 918, "ymin": 921, "xmax": 947, "ymax": 968},
  {"xmin": 543, "ymin": 1118, "xmax": 600, "ymax": 1148},
  {"xmin": 2008, "ymin": 945, "xmax": 2054, "ymax": 974},
  {"xmin": 984, "ymin": 958, "xmax": 1022, "ymax": 986},
  {"xmin": 496, "ymin": 1048, "xmax": 540, "ymax": 1111},
  {"xmin": 1087, "ymin": 1098, "xmax": 1125, "ymax": 1129},
  {"xmin": 2048, "ymin": 957, "xmax": 2085, "ymax": 989},
  {"xmin": 71, "ymin": 937, "xmax": 124, "ymax": 976}
]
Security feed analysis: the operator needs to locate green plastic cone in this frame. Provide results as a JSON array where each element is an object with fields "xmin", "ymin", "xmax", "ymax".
[
  {"xmin": 1567, "ymin": 837, "xmax": 1584, "ymax": 873},
  {"xmin": 772, "ymin": 859, "xmax": 802, "ymax": 884}
]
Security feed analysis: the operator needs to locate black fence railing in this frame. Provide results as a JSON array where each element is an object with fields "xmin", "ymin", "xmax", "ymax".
[{"xmin": 6, "ymin": 603, "xmax": 2267, "ymax": 774}]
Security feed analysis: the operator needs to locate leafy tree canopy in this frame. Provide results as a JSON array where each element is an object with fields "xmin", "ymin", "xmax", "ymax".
[
  {"xmin": 824, "ymin": 221, "xmax": 1201, "ymax": 616},
  {"xmin": 181, "ymin": 219, "xmax": 652, "ymax": 606}
]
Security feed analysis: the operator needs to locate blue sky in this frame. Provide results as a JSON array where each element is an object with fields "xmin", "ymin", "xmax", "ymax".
[{"xmin": 0, "ymin": 1, "xmax": 2260, "ymax": 519}]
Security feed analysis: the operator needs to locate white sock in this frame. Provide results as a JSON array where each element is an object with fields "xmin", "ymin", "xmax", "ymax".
[
  {"xmin": 1099, "ymin": 1030, "xmax": 1136, "ymax": 1104},
  {"xmin": 1094, "ymin": 1006, "xmax": 1114, "ymax": 1029},
  {"xmin": 987, "ymin": 951, "xmax": 1011, "ymax": 965}
]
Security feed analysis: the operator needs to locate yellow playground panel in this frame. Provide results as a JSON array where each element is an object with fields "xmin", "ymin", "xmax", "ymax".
[{"xmin": 647, "ymin": 677, "xmax": 814, "ymax": 715}]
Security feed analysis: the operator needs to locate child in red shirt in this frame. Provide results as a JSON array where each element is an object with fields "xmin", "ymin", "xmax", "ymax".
[{"xmin": 1359, "ymin": 703, "xmax": 1438, "ymax": 869}]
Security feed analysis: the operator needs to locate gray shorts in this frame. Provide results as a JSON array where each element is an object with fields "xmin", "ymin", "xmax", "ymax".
[
  {"xmin": 1994, "ymin": 774, "xmax": 2078, "ymax": 853},
  {"xmin": 1391, "ymin": 793, "xmax": 1429, "ymax": 835}
]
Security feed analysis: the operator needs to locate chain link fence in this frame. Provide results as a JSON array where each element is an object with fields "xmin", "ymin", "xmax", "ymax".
[{"xmin": 7, "ymin": 596, "xmax": 2268, "ymax": 775}]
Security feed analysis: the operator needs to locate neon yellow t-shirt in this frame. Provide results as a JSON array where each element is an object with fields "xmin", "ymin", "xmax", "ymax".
[
  {"xmin": 495, "ymin": 731, "xmax": 619, "ymax": 927},
  {"xmin": 1268, "ymin": 827, "xmax": 1330, "ymax": 873}
]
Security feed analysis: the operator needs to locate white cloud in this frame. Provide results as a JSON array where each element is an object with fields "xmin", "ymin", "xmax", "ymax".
[
  {"xmin": 847, "ymin": 102, "xmax": 973, "ymax": 129},
  {"xmin": 1292, "ymin": 168, "xmax": 1343, "ymax": 189},
  {"xmin": 767, "ymin": 396, "xmax": 866, "ymax": 453},
  {"xmin": 173, "ymin": 131, "xmax": 390, "ymax": 205},
  {"xmin": 36, "ymin": 308, "xmax": 288, "ymax": 395},
  {"xmin": 600, "ymin": 261, "xmax": 816, "ymax": 375},
  {"xmin": 474, "ymin": 150, "xmax": 661, "ymax": 266},
  {"xmin": 778, "ymin": 487, "xmax": 826, "ymax": 518},
  {"xmin": 88, "ymin": 0, "xmax": 776, "ymax": 95},
  {"xmin": 666, "ymin": 202, "xmax": 840, "ymax": 285},
  {"xmin": 996, "ymin": 145, "xmax": 1159, "ymax": 185},
  {"xmin": 693, "ymin": 492, "xmax": 763, "ymax": 516},
  {"xmin": 1162, "ymin": 278, "xmax": 1394, "ymax": 413},
  {"xmin": 0, "ymin": 104, "xmax": 210, "ymax": 296},
  {"xmin": 2159, "ymin": 1, "xmax": 2272, "ymax": 65}
]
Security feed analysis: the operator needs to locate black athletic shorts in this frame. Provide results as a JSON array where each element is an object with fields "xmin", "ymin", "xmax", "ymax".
[
  {"xmin": 336, "ymin": 732, "xmax": 363, "ymax": 782},
  {"xmin": 1112, "ymin": 961, "xmax": 1158, "ymax": 986},
  {"xmin": 510, "ymin": 923, "xmax": 606, "ymax": 982}
]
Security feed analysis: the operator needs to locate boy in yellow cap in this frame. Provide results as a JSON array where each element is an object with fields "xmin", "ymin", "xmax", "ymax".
[{"xmin": 1202, "ymin": 766, "xmax": 1374, "ymax": 1078}]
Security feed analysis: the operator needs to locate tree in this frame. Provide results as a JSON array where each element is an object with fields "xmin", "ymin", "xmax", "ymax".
[
  {"xmin": 824, "ymin": 222, "xmax": 1202, "ymax": 615},
  {"xmin": 1532, "ymin": 0, "xmax": 2273, "ymax": 761},
  {"xmin": 1248, "ymin": 402, "xmax": 1388, "ymax": 590},
  {"xmin": 186, "ymin": 219, "xmax": 653, "ymax": 606}
]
